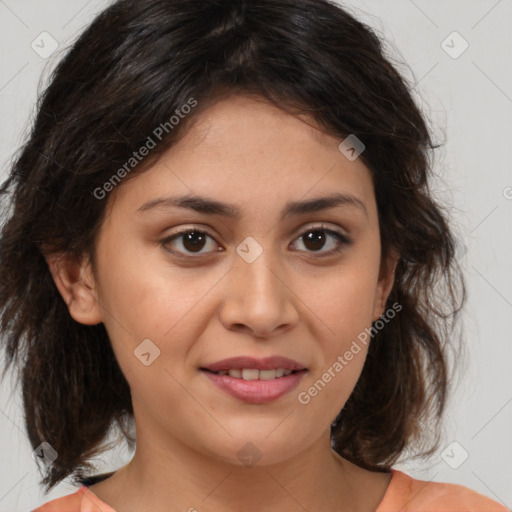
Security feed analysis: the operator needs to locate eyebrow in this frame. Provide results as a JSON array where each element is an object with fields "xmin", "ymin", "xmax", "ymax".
[{"xmin": 136, "ymin": 192, "xmax": 367, "ymax": 219}]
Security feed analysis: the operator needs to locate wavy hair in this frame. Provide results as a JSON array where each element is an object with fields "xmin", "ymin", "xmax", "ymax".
[{"xmin": 0, "ymin": 0, "xmax": 465, "ymax": 491}]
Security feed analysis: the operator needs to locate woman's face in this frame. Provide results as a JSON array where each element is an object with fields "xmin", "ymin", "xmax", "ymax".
[{"xmin": 77, "ymin": 94, "xmax": 395, "ymax": 466}]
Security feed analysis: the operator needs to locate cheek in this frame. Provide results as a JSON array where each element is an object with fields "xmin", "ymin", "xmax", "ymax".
[
  {"xmin": 293, "ymin": 259, "xmax": 378, "ymax": 413},
  {"xmin": 309, "ymin": 259, "xmax": 380, "ymax": 346},
  {"xmin": 97, "ymin": 237, "xmax": 205, "ymax": 330},
  {"xmin": 93, "ymin": 259, "xmax": 214, "ymax": 418},
  {"xmin": 93, "ymin": 238, "xmax": 220, "ymax": 374},
  {"xmin": 296, "ymin": 327, "xmax": 370, "ymax": 428}
]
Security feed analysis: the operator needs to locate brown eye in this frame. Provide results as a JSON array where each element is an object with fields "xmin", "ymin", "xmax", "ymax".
[
  {"xmin": 161, "ymin": 229, "xmax": 220, "ymax": 256},
  {"xmin": 161, "ymin": 225, "xmax": 350, "ymax": 259},
  {"xmin": 291, "ymin": 227, "xmax": 351, "ymax": 255},
  {"xmin": 302, "ymin": 230, "xmax": 327, "ymax": 251},
  {"xmin": 180, "ymin": 231, "xmax": 208, "ymax": 252}
]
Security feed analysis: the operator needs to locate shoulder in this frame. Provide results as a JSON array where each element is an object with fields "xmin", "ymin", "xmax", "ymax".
[
  {"xmin": 378, "ymin": 470, "xmax": 509, "ymax": 512},
  {"xmin": 32, "ymin": 486, "xmax": 116, "ymax": 512}
]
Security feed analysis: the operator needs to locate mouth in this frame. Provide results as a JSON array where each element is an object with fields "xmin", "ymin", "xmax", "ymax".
[
  {"xmin": 199, "ymin": 356, "xmax": 308, "ymax": 403},
  {"xmin": 200, "ymin": 368, "xmax": 308, "ymax": 405},
  {"xmin": 201, "ymin": 368, "xmax": 305, "ymax": 380}
]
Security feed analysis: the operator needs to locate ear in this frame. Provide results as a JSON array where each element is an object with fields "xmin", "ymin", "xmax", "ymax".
[
  {"xmin": 372, "ymin": 248, "xmax": 399, "ymax": 321},
  {"xmin": 44, "ymin": 251, "xmax": 102, "ymax": 325}
]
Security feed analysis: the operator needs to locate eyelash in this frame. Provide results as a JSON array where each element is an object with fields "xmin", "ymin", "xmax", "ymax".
[{"xmin": 160, "ymin": 224, "xmax": 352, "ymax": 259}]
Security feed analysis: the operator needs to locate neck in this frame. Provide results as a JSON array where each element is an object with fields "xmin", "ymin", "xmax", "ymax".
[{"xmin": 93, "ymin": 428, "xmax": 365, "ymax": 512}]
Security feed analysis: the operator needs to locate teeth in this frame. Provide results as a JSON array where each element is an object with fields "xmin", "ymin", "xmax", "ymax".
[
  {"xmin": 242, "ymin": 369, "xmax": 259, "ymax": 380},
  {"xmin": 259, "ymin": 369, "xmax": 276, "ymax": 380},
  {"xmin": 217, "ymin": 368, "xmax": 296, "ymax": 380}
]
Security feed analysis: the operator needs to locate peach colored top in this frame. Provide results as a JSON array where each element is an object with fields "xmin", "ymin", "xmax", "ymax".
[{"xmin": 32, "ymin": 469, "xmax": 509, "ymax": 512}]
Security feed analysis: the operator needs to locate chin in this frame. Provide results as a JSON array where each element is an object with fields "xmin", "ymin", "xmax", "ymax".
[{"xmin": 196, "ymin": 428, "xmax": 313, "ymax": 468}]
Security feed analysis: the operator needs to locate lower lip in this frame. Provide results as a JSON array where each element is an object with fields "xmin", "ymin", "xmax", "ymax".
[{"xmin": 201, "ymin": 370, "xmax": 307, "ymax": 404}]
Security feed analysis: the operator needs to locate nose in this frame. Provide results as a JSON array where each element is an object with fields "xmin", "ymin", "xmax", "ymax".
[{"xmin": 218, "ymin": 245, "xmax": 300, "ymax": 338}]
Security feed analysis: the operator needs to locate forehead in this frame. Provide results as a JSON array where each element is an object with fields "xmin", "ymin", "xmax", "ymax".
[
  {"xmin": 108, "ymin": 94, "xmax": 377, "ymax": 222},
  {"xmin": 172, "ymin": 94, "xmax": 353, "ymax": 166}
]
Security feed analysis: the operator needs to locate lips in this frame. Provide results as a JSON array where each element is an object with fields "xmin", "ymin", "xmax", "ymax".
[
  {"xmin": 210, "ymin": 368, "xmax": 296, "ymax": 380},
  {"xmin": 201, "ymin": 369, "xmax": 307, "ymax": 404},
  {"xmin": 200, "ymin": 356, "xmax": 308, "ymax": 403},
  {"xmin": 201, "ymin": 355, "xmax": 307, "ymax": 373}
]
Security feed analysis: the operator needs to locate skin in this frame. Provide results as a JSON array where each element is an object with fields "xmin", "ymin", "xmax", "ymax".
[{"xmin": 47, "ymin": 94, "xmax": 397, "ymax": 512}]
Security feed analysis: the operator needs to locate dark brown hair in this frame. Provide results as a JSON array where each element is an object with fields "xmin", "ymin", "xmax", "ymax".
[{"xmin": 0, "ymin": 0, "xmax": 464, "ymax": 491}]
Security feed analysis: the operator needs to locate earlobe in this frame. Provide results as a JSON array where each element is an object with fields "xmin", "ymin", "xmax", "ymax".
[
  {"xmin": 372, "ymin": 249, "xmax": 399, "ymax": 321},
  {"xmin": 45, "ymin": 251, "xmax": 103, "ymax": 325}
]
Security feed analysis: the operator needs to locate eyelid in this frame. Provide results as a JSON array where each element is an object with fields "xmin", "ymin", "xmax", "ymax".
[
  {"xmin": 288, "ymin": 223, "xmax": 352, "ymax": 255},
  {"xmin": 160, "ymin": 225, "xmax": 219, "ymax": 257},
  {"xmin": 290, "ymin": 222, "xmax": 350, "ymax": 241},
  {"xmin": 160, "ymin": 222, "xmax": 351, "ymax": 257}
]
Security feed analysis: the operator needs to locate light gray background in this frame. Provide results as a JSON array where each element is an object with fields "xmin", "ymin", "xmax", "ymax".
[{"xmin": 1, "ymin": 1, "xmax": 511, "ymax": 510}]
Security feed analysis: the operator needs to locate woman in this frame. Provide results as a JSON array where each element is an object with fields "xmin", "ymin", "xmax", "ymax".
[{"xmin": 0, "ymin": 0, "xmax": 506, "ymax": 510}]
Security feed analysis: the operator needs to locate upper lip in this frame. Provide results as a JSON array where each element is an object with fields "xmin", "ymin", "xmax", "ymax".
[{"xmin": 201, "ymin": 356, "xmax": 307, "ymax": 372}]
